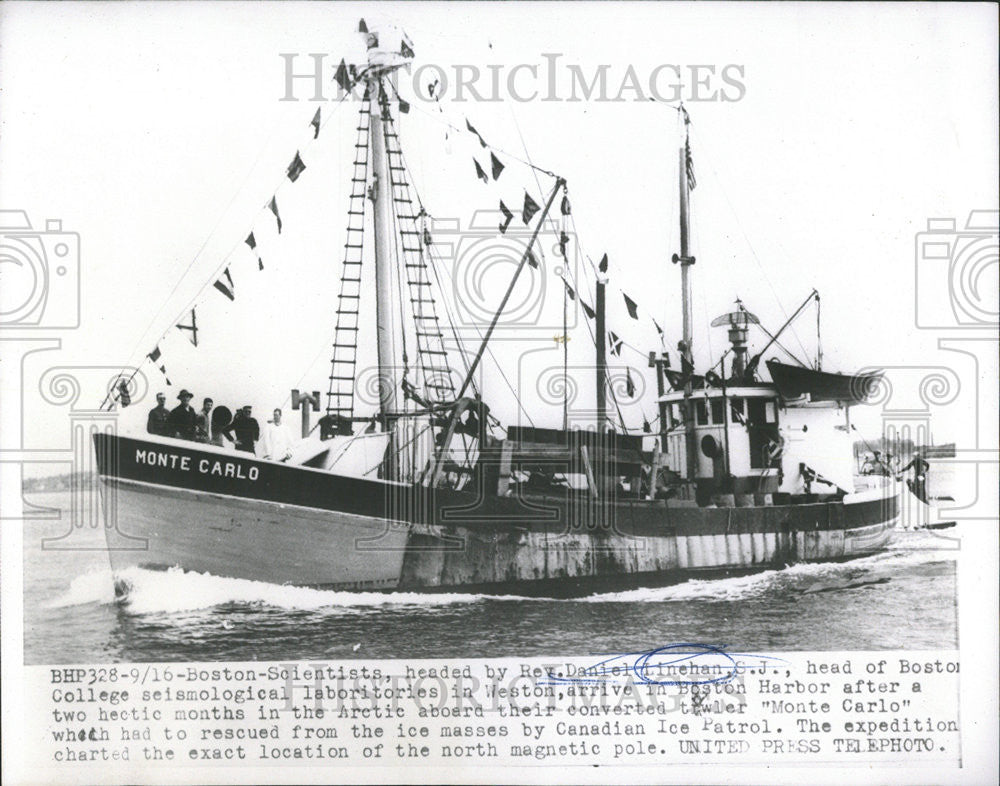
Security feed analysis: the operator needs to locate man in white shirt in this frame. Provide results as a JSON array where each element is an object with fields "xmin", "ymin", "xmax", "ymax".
[{"xmin": 263, "ymin": 408, "xmax": 295, "ymax": 462}]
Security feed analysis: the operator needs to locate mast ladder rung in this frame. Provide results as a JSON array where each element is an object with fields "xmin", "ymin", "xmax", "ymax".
[
  {"xmin": 328, "ymin": 375, "xmax": 356, "ymax": 381},
  {"xmin": 416, "ymin": 332, "xmax": 444, "ymax": 339},
  {"xmin": 420, "ymin": 349, "xmax": 449, "ymax": 356},
  {"xmin": 401, "ymin": 247, "xmax": 422, "ymax": 253}
]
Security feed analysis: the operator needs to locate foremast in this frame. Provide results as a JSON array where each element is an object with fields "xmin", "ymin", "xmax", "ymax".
[
  {"xmin": 367, "ymin": 72, "xmax": 400, "ymax": 478},
  {"xmin": 362, "ymin": 27, "xmax": 413, "ymax": 481}
]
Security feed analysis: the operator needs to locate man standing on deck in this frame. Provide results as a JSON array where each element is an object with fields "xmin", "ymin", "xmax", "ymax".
[
  {"xmin": 195, "ymin": 397, "xmax": 214, "ymax": 442},
  {"xmin": 231, "ymin": 405, "xmax": 260, "ymax": 454},
  {"xmin": 263, "ymin": 408, "xmax": 294, "ymax": 461},
  {"xmin": 146, "ymin": 392, "xmax": 170, "ymax": 436},
  {"xmin": 898, "ymin": 454, "xmax": 932, "ymax": 503},
  {"xmin": 168, "ymin": 389, "xmax": 198, "ymax": 440}
]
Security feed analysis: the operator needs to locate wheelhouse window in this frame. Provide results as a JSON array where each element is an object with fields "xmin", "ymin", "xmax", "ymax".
[
  {"xmin": 710, "ymin": 399, "xmax": 724, "ymax": 425},
  {"xmin": 730, "ymin": 397, "xmax": 744, "ymax": 420},
  {"xmin": 695, "ymin": 400, "xmax": 708, "ymax": 425},
  {"xmin": 765, "ymin": 400, "xmax": 777, "ymax": 423}
]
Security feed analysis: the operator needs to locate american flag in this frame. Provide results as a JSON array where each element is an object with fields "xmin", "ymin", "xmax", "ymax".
[{"xmin": 685, "ymin": 136, "xmax": 697, "ymax": 191}]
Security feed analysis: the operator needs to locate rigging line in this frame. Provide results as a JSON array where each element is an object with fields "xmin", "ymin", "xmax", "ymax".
[
  {"xmin": 378, "ymin": 111, "xmax": 476, "ymax": 387},
  {"xmin": 687, "ymin": 194, "xmax": 716, "ymax": 372},
  {"xmin": 556, "ymin": 205, "xmax": 660, "ymax": 434},
  {"xmin": 389, "ymin": 129, "xmax": 535, "ymax": 429},
  {"xmin": 435, "ymin": 248, "xmax": 537, "ymax": 428},
  {"xmin": 423, "ymin": 225, "xmax": 478, "ymax": 395},
  {"xmin": 694, "ymin": 133, "xmax": 811, "ymax": 362},
  {"xmin": 103, "ymin": 87, "xmax": 361, "ymax": 409},
  {"xmin": 363, "ymin": 421, "xmax": 434, "ymax": 476},
  {"xmin": 566, "ymin": 265, "xmax": 628, "ymax": 433},
  {"xmin": 507, "ymin": 102, "xmax": 562, "ymax": 246},
  {"xmin": 382, "ymin": 93, "xmax": 411, "ymax": 397},
  {"xmin": 753, "ymin": 321, "xmax": 811, "ymax": 369},
  {"xmin": 386, "ymin": 80, "xmax": 559, "ymax": 179},
  {"xmin": 381, "ymin": 110, "xmax": 478, "ymax": 411},
  {"xmin": 454, "ymin": 178, "xmax": 564, "ymax": 400}
]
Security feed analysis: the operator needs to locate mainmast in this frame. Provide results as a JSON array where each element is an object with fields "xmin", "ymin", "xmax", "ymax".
[
  {"xmin": 369, "ymin": 79, "xmax": 399, "ymax": 427},
  {"xmin": 363, "ymin": 26, "xmax": 413, "ymax": 480},
  {"xmin": 673, "ymin": 106, "xmax": 698, "ymax": 486}
]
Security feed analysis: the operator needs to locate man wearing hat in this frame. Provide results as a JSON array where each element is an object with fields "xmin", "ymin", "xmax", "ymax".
[{"xmin": 168, "ymin": 389, "xmax": 198, "ymax": 440}]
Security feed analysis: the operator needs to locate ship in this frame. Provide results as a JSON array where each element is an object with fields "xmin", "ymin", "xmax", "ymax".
[{"xmin": 93, "ymin": 22, "xmax": 899, "ymax": 598}]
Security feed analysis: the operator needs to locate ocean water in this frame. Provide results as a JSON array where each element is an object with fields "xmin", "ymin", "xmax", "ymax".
[{"xmin": 22, "ymin": 489, "xmax": 959, "ymax": 665}]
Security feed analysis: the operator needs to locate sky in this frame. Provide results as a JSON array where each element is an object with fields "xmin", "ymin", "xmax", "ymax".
[{"xmin": 1, "ymin": 1, "xmax": 997, "ymax": 467}]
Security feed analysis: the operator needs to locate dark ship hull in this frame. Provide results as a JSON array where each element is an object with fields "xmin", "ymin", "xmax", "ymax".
[{"xmin": 94, "ymin": 433, "xmax": 898, "ymax": 597}]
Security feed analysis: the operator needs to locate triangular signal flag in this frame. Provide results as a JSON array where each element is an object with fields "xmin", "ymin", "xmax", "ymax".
[
  {"xmin": 287, "ymin": 151, "xmax": 306, "ymax": 183},
  {"xmin": 334, "ymin": 59, "xmax": 352, "ymax": 92},
  {"xmin": 498, "ymin": 201, "xmax": 513, "ymax": 234},
  {"xmin": 623, "ymin": 293, "xmax": 639, "ymax": 320},
  {"xmin": 269, "ymin": 197, "xmax": 282, "ymax": 233},
  {"xmin": 465, "ymin": 118, "xmax": 487, "ymax": 148},
  {"xmin": 522, "ymin": 192, "xmax": 540, "ymax": 224},
  {"xmin": 474, "ymin": 159, "xmax": 488, "ymax": 184}
]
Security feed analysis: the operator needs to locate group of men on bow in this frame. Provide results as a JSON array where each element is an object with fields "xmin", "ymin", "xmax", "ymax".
[{"xmin": 146, "ymin": 390, "xmax": 295, "ymax": 461}]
